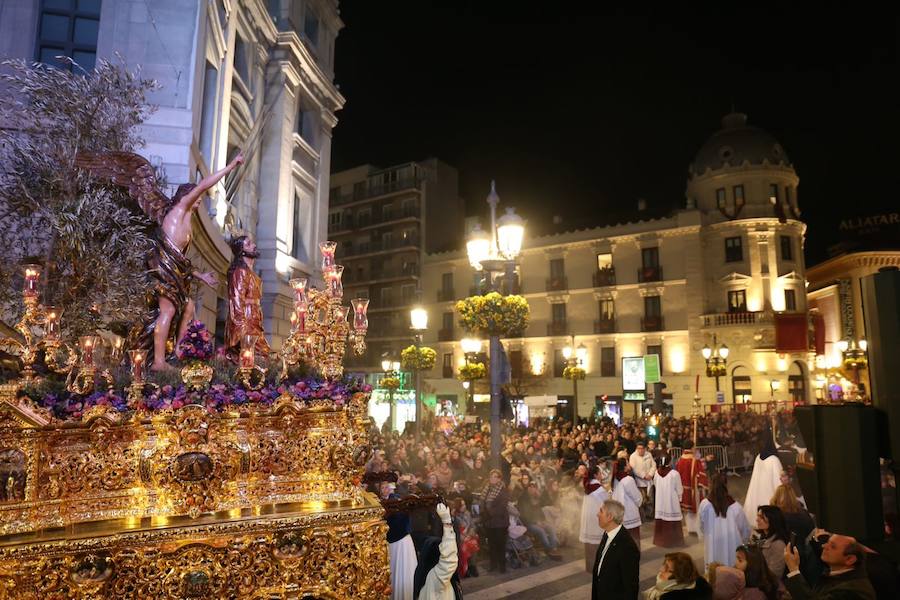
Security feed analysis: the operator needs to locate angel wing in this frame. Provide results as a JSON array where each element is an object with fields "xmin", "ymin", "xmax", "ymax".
[{"xmin": 74, "ymin": 151, "xmax": 172, "ymax": 224}]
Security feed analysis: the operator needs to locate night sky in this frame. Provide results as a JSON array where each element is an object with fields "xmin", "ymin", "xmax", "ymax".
[{"xmin": 330, "ymin": 3, "xmax": 897, "ymax": 263}]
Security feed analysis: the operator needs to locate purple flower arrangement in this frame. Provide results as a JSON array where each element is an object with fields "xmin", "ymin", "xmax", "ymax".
[
  {"xmin": 31, "ymin": 377, "xmax": 372, "ymax": 421},
  {"xmin": 175, "ymin": 320, "xmax": 214, "ymax": 362}
]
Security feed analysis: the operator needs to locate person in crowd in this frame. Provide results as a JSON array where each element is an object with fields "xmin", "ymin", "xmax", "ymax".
[
  {"xmin": 653, "ymin": 456, "xmax": 685, "ymax": 548},
  {"xmin": 592, "ymin": 499, "xmax": 640, "ymax": 600},
  {"xmin": 630, "ymin": 442, "xmax": 657, "ymax": 520},
  {"xmin": 784, "ymin": 533, "xmax": 876, "ymax": 600},
  {"xmin": 480, "ymin": 469, "xmax": 509, "ymax": 574},
  {"xmin": 735, "ymin": 545, "xmax": 781, "ymax": 600},
  {"xmin": 580, "ymin": 464, "xmax": 609, "ymax": 573},
  {"xmin": 413, "ymin": 503, "xmax": 460, "ymax": 600},
  {"xmin": 752, "ymin": 505, "xmax": 791, "ymax": 579},
  {"xmin": 383, "ymin": 483, "xmax": 417, "ymax": 600},
  {"xmin": 705, "ymin": 564, "xmax": 745, "ymax": 600},
  {"xmin": 467, "ymin": 455, "xmax": 487, "ymax": 490},
  {"xmin": 518, "ymin": 482, "xmax": 563, "ymax": 560},
  {"xmin": 803, "ymin": 529, "xmax": 897, "ymax": 600},
  {"xmin": 612, "ymin": 457, "xmax": 643, "ymax": 549},
  {"xmin": 676, "ymin": 442, "xmax": 707, "ymax": 537},
  {"xmin": 744, "ymin": 425, "xmax": 785, "ymax": 526},
  {"xmin": 698, "ymin": 474, "xmax": 750, "ymax": 568},
  {"xmin": 645, "ymin": 552, "xmax": 712, "ymax": 600},
  {"xmin": 450, "ymin": 498, "xmax": 479, "ymax": 579}
]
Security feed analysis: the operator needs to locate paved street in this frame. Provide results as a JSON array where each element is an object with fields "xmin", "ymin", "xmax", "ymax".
[{"xmin": 461, "ymin": 475, "xmax": 751, "ymax": 598}]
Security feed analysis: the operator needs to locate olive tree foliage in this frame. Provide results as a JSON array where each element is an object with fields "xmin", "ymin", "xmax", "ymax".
[{"xmin": 0, "ymin": 58, "xmax": 161, "ymax": 339}]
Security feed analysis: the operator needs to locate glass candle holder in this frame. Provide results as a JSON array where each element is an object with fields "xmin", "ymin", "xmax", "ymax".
[
  {"xmin": 129, "ymin": 349, "xmax": 146, "ymax": 384},
  {"xmin": 334, "ymin": 305, "xmax": 351, "ymax": 324},
  {"xmin": 22, "ymin": 264, "xmax": 41, "ymax": 299},
  {"xmin": 351, "ymin": 298, "xmax": 369, "ymax": 331},
  {"xmin": 319, "ymin": 241, "xmax": 337, "ymax": 271},
  {"xmin": 240, "ymin": 335, "xmax": 257, "ymax": 369},
  {"xmin": 44, "ymin": 306, "xmax": 62, "ymax": 342},
  {"xmin": 80, "ymin": 335, "xmax": 99, "ymax": 367},
  {"xmin": 326, "ymin": 265, "xmax": 344, "ymax": 298},
  {"xmin": 289, "ymin": 277, "xmax": 309, "ymax": 306}
]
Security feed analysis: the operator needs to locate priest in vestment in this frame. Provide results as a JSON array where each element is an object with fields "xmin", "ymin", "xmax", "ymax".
[
  {"xmin": 675, "ymin": 441, "xmax": 707, "ymax": 536},
  {"xmin": 652, "ymin": 457, "xmax": 685, "ymax": 547}
]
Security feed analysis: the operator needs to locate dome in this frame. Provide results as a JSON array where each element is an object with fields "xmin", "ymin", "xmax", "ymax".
[{"xmin": 690, "ymin": 112, "xmax": 790, "ymax": 176}]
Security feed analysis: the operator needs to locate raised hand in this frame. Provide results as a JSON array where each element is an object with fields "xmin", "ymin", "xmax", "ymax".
[
  {"xmin": 436, "ymin": 502, "xmax": 452, "ymax": 524},
  {"xmin": 196, "ymin": 271, "xmax": 218, "ymax": 287}
]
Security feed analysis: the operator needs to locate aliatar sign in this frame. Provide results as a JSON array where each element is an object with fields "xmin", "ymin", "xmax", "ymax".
[
  {"xmin": 839, "ymin": 212, "xmax": 900, "ymax": 232},
  {"xmin": 830, "ymin": 211, "xmax": 900, "ymax": 255}
]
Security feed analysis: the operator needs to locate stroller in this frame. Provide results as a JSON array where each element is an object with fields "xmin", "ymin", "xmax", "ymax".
[{"xmin": 506, "ymin": 503, "xmax": 541, "ymax": 569}]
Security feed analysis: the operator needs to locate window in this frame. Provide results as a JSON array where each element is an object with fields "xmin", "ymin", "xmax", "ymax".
[
  {"xmin": 292, "ymin": 193, "xmax": 310, "ymax": 262},
  {"xmin": 36, "ymin": 0, "xmax": 102, "ymax": 72},
  {"xmin": 442, "ymin": 312, "xmax": 454, "ymax": 331},
  {"xmin": 442, "ymin": 353, "xmax": 453, "ymax": 379},
  {"xmin": 789, "ymin": 374, "xmax": 806, "ymax": 404},
  {"xmin": 379, "ymin": 287, "xmax": 392, "ymax": 306},
  {"xmin": 296, "ymin": 98, "xmax": 316, "ymax": 145},
  {"xmin": 733, "ymin": 375, "xmax": 752, "ymax": 404},
  {"xmin": 733, "ymin": 185, "xmax": 745, "ymax": 207},
  {"xmin": 329, "ymin": 212, "xmax": 341, "ymax": 227},
  {"xmin": 381, "ymin": 231, "xmax": 393, "ymax": 248},
  {"xmin": 598, "ymin": 298, "xmax": 615, "ymax": 320},
  {"xmin": 509, "ymin": 350, "xmax": 523, "ymax": 380},
  {"xmin": 198, "ymin": 61, "xmax": 219, "ymax": 163},
  {"xmin": 724, "ymin": 236, "xmax": 743, "ymax": 262},
  {"xmin": 601, "ymin": 347, "xmax": 616, "ymax": 377},
  {"xmin": 785, "ymin": 187, "xmax": 793, "ymax": 207},
  {"xmin": 728, "ymin": 290, "xmax": 747, "ymax": 312},
  {"xmin": 233, "ymin": 34, "xmax": 250, "ymax": 84},
  {"xmin": 716, "ymin": 188, "xmax": 726, "ymax": 209},
  {"xmin": 553, "ymin": 349, "xmax": 565, "ymax": 378},
  {"xmin": 769, "ymin": 183, "xmax": 780, "ymax": 204},
  {"xmin": 303, "ymin": 8, "xmax": 319, "ymax": 47},
  {"xmin": 596, "ymin": 253, "xmax": 612, "ymax": 270},
  {"xmin": 780, "ymin": 235, "xmax": 793, "ymax": 261},
  {"xmin": 401, "ymin": 284, "xmax": 416, "ymax": 305},
  {"xmin": 402, "ymin": 198, "xmax": 417, "ymax": 217},
  {"xmin": 647, "ymin": 344, "xmax": 663, "ymax": 374},
  {"xmin": 550, "ymin": 258, "xmax": 565, "ymax": 279},
  {"xmin": 441, "ymin": 273, "xmax": 453, "ymax": 295},
  {"xmin": 357, "ymin": 208, "xmax": 371, "ymax": 226},
  {"xmin": 551, "ymin": 303, "xmax": 567, "ymax": 324},
  {"xmin": 644, "ymin": 295, "xmax": 661, "ymax": 318},
  {"xmin": 382, "ymin": 204, "xmax": 393, "ymax": 221},
  {"xmin": 784, "ymin": 289, "xmax": 797, "ymax": 312},
  {"xmin": 641, "ymin": 247, "xmax": 659, "ymax": 268}
]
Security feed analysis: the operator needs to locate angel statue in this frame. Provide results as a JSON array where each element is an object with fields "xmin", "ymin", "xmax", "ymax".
[{"xmin": 75, "ymin": 151, "xmax": 244, "ymax": 371}]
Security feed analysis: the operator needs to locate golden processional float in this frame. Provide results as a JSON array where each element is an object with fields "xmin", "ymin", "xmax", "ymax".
[{"xmin": 0, "ymin": 242, "xmax": 389, "ymax": 599}]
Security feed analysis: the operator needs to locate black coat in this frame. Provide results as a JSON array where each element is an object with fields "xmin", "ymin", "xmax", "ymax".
[
  {"xmin": 661, "ymin": 577, "xmax": 713, "ymax": 600},
  {"xmin": 591, "ymin": 527, "xmax": 640, "ymax": 600},
  {"xmin": 482, "ymin": 485, "xmax": 510, "ymax": 529}
]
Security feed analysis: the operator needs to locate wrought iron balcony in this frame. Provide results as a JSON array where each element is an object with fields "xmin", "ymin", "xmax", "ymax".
[
  {"xmin": 546, "ymin": 276, "xmax": 568, "ymax": 292},
  {"xmin": 593, "ymin": 318, "xmax": 616, "ymax": 334},
  {"xmin": 638, "ymin": 265, "xmax": 663, "ymax": 283},
  {"xmin": 438, "ymin": 328, "xmax": 455, "ymax": 342},
  {"xmin": 641, "ymin": 315, "xmax": 664, "ymax": 332},
  {"xmin": 437, "ymin": 288, "xmax": 456, "ymax": 302},
  {"xmin": 547, "ymin": 321, "xmax": 569, "ymax": 336},
  {"xmin": 700, "ymin": 311, "xmax": 772, "ymax": 327},
  {"xmin": 593, "ymin": 267, "xmax": 616, "ymax": 287}
]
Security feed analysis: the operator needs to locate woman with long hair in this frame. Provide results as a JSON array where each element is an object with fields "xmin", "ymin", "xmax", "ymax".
[
  {"xmin": 734, "ymin": 544, "xmax": 780, "ymax": 600},
  {"xmin": 698, "ymin": 473, "xmax": 751, "ymax": 568},
  {"xmin": 752, "ymin": 505, "xmax": 790, "ymax": 579}
]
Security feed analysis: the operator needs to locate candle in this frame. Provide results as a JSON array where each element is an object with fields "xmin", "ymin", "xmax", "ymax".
[
  {"xmin": 326, "ymin": 265, "xmax": 344, "ymax": 298},
  {"xmin": 240, "ymin": 335, "xmax": 257, "ymax": 368},
  {"xmin": 45, "ymin": 306, "xmax": 61, "ymax": 341},
  {"xmin": 351, "ymin": 298, "xmax": 369, "ymax": 331},
  {"xmin": 319, "ymin": 241, "xmax": 337, "ymax": 271},
  {"xmin": 80, "ymin": 335, "xmax": 98, "ymax": 367},
  {"xmin": 22, "ymin": 264, "xmax": 41, "ymax": 299},
  {"xmin": 129, "ymin": 349, "xmax": 145, "ymax": 383},
  {"xmin": 241, "ymin": 349, "xmax": 254, "ymax": 369},
  {"xmin": 289, "ymin": 277, "xmax": 309, "ymax": 307}
]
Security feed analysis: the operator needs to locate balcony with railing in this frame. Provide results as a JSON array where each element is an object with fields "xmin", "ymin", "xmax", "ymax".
[
  {"xmin": 547, "ymin": 321, "xmax": 568, "ymax": 336},
  {"xmin": 343, "ymin": 265, "xmax": 419, "ymax": 286},
  {"xmin": 339, "ymin": 236, "xmax": 420, "ymax": 258},
  {"xmin": 437, "ymin": 288, "xmax": 456, "ymax": 302},
  {"xmin": 593, "ymin": 318, "xmax": 616, "ymax": 334},
  {"xmin": 331, "ymin": 176, "xmax": 423, "ymax": 207},
  {"xmin": 638, "ymin": 265, "xmax": 663, "ymax": 283},
  {"xmin": 438, "ymin": 328, "xmax": 455, "ymax": 342},
  {"xmin": 700, "ymin": 311, "xmax": 773, "ymax": 328},
  {"xmin": 593, "ymin": 267, "xmax": 616, "ymax": 287},
  {"xmin": 641, "ymin": 315, "xmax": 664, "ymax": 332},
  {"xmin": 546, "ymin": 276, "xmax": 568, "ymax": 292}
]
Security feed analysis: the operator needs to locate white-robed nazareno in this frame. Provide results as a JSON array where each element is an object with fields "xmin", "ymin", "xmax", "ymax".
[
  {"xmin": 612, "ymin": 476, "xmax": 643, "ymax": 530},
  {"xmin": 699, "ymin": 498, "xmax": 751, "ymax": 568},
  {"xmin": 389, "ymin": 533, "xmax": 417, "ymax": 600},
  {"xmin": 579, "ymin": 480, "xmax": 608, "ymax": 545},
  {"xmin": 743, "ymin": 454, "xmax": 784, "ymax": 525}
]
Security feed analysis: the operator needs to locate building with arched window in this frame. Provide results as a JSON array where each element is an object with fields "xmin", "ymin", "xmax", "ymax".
[{"xmin": 418, "ymin": 113, "xmax": 817, "ymax": 419}]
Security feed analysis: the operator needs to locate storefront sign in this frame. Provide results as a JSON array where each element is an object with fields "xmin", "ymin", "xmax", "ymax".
[
  {"xmin": 838, "ymin": 278, "xmax": 854, "ymax": 339},
  {"xmin": 644, "ymin": 354, "xmax": 661, "ymax": 384}
]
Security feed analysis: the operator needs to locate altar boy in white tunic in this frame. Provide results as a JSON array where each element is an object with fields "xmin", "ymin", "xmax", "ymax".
[
  {"xmin": 652, "ymin": 457, "xmax": 685, "ymax": 547},
  {"xmin": 579, "ymin": 464, "xmax": 609, "ymax": 573},
  {"xmin": 611, "ymin": 457, "xmax": 643, "ymax": 550}
]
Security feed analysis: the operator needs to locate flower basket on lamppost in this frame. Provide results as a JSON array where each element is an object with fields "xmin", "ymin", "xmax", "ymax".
[
  {"xmin": 406, "ymin": 308, "xmax": 432, "ymax": 438},
  {"xmin": 463, "ymin": 182, "xmax": 527, "ymax": 467},
  {"xmin": 562, "ymin": 341, "xmax": 587, "ymax": 419},
  {"xmin": 380, "ymin": 359, "xmax": 401, "ymax": 430}
]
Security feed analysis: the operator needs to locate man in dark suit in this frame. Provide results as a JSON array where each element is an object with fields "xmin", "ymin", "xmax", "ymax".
[{"xmin": 592, "ymin": 499, "xmax": 640, "ymax": 600}]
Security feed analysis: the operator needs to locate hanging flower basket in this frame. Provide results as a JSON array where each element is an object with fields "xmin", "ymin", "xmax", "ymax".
[
  {"xmin": 400, "ymin": 346, "xmax": 436, "ymax": 371},
  {"xmin": 563, "ymin": 366, "xmax": 586, "ymax": 381},
  {"xmin": 457, "ymin": 362, "xmax": 486, "ymax": 381},
  {"xmin": 455, "ymin": 292, "xmax": 529, "ymax": 337},
  {"xmin": 381, "ymin": 376, "xmax": 400, "ymax": 390}
]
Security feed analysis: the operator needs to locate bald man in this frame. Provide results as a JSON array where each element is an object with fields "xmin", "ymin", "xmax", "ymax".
[{"xmin": 785, "ymin": 533, "xmax": 876, "ymax": 600}]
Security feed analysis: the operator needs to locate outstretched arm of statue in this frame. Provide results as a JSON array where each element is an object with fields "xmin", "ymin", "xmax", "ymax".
[
  {"xmin": 181, "ymin": 153, "xmax": 244, "ymax": 208},
  {"xmin": 193, "ymin": 270, "xmax": 218, "ymax": 287}
]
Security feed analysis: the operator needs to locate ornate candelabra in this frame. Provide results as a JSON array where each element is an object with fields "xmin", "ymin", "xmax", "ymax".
[
  {"xmin": 280, "ymin": 241, "xmax": 369, "ymax": 380},
  {"xmin": 0, "ymin": 264, "xmax": 77, "ymax": 387}
]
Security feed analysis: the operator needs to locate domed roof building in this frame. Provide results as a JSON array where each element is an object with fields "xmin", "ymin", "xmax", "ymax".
[{"xmin": 690, "ymin": 112, "xmax": 791, "ymax": 176}]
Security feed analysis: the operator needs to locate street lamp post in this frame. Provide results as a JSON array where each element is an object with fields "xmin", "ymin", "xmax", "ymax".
[
  {"xmin": 410, "ymin": 307, "xmax": 428, "ymax": 439},
  {"xmin": 381, "ymin": 358, "xmax": 401, "ymax": 431},
  {"xmin": 460, "ymin": 337, "xmax": 482, "ymax": 411},
  {"xmin": 837, "ymin": 338, "xmax": 868, "ymax": 397},
  {"xmin": 562, "ymin": 340, "xmax": 587, "ymax": 420},
  {"xmin": 701, "ymin": 334, "xmax": 729, "ymax": 393},
  {"xmin": 769, "ymin": 378, "xmax": 780, "ymax": 402},
  {"xmin": 466, "ymin": 182, "xmax": 525, "ymax": 469}
]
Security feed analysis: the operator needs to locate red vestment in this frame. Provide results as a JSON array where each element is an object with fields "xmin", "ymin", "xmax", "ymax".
[{"xmin": 675, "ymin": 450, "xmax": 707, "ymax": 512}]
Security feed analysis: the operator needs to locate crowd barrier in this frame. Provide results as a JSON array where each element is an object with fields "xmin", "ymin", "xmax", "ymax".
[{"xmin": 666, "ymin": 441, "xmax": 760, "ymax": 474}]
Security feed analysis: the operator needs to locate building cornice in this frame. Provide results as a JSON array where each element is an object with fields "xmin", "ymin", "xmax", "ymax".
[
  {"xmin": 806, "ymin": 251, "xmax": 900, "ymax": 285},
  {"xmin": 275, "ymin": 31, "xmax": 345, "ymax": 114}
]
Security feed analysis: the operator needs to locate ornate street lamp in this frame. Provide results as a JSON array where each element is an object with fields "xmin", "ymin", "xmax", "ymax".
[
  {"xmin": 460, "ymin": 337, "xmax": 482, "ymax": 408},
  {"xmin": 410, "ymin": 307, "xmax": 428, "ymax": 438},
  {"xmin": 466, "ymin": 181, "xmax": 525, "ymax": 468},
  {"xmin": 837, "ymin": 338, "xmax": 868, "ymax": 396},
  {"xmin": 381, "ymin": 358, "xmax": 401, "ymax": 431},
  {"xmin": 562, "ymin": 340, "xmax": 587, "ymax": 420},
  {"xmin": 701, "ymin": 334, "xmax": 729, "ymax": 392}
]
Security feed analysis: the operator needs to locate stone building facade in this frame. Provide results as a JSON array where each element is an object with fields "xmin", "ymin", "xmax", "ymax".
[
  {"xmin": 419, "ymin": 113, "xmax": 814, "ymax": 419},
  {"xmin": 0, "ymin": 0, "xmax": 344, "ymax": 349}
]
